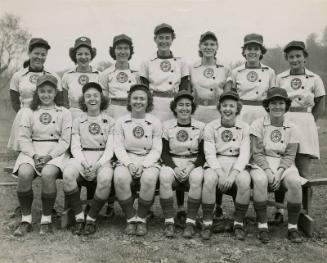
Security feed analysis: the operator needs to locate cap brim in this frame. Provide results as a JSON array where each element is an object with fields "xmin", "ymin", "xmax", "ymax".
[
  {"xmin": 37, "ymin": 80, "xmax": 57, "ymax": 87},
  {"xmin": 174, "ymin": 94, "xmax": 194, "ymax": 102},
  {"xmin": 243, "ymin": 40, "xmax": 263, "ymax": 47}
]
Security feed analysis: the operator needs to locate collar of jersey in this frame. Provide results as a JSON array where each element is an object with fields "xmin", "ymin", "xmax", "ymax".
[
  {"xmin": 280, "ymin": 68, "xmax": 314, "ymax": 78},
  {"xmin": 263, "ymin": 115, "xmax": 292, "ymax": 128}
]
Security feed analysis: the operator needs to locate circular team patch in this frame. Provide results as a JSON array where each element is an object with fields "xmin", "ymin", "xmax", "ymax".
[
  {"xmin": 203, "ymin": 68, "xmax": 214, "ymax": 78},
  {"xmin": 291, "ymin": 78, "xmax": 302, "ymax": 90},
  {"xmin": 29, "ymin": 74, "xmax": 39, "ymax": 84},
  {"xmin": 133, "ymin": 126, "xmax": 144, "ymax": 138},
  {"xmin": 176, "ymin": 129, "xmax": 189, "ymax": 142},
  {"xmin": 221, "ymin": 130, "xmax": 233, "ymax": 142},
  {"xmin": 270, "ymin": 130, "xmax": 282, "ymax": 143},
  {"xmin": 88, "ymin": 123, "xmax": 101, "ymax": 135},
  {"xmin": 247, "ymin": 71, "xmax": 258, "ymax": 82},
  {"xmin": 78, "ymin": 75, "xmax": 89, "ymax": 85},
  {"xmin": 160, "ymin": 60, "xmax": 171, "ymax": 72},
  {"xmin": 116, "ymin": 72, "xmax": 128, "ymax": 83},
  {"xmin": 39, "ymin": 112, "xmax": 52, "ymax": 125}
]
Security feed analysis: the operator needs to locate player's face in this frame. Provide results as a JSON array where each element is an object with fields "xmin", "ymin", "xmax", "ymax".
[
  {"xmin": 84, "ymin": 88, "xmax": 101, "ymax": 111},
  {"xmin": 268, "ymin": 98, "xmax": 286, "ymax": 118},
  {"xmin": 37, "ymin": 84, "xmax": 56, "ymax": 107},
  {"xmin": 175, "ymin": 98, "xmax": 192, "ymax": 120},
  {"xmin": 219, "ymin": 98, "xmax": 238, "ymax": 121},
  {"xmin": 155, "ymin": 33, "xmax": 173, "ymax": 52},
  {"xmin": 244, "ymin": 44, "xmax": 262, "ymax": 63},
  {"xmin": 130, "ymin": 90, "xmax": 148, "ymax": 113},
  {"xmin": 76, "ymin": 47, "xmax": 92, "ymax": 67},
  {"xmin": 286, "ymin": 50, "xmax": 305, "ymax": 71},
  {"xmin": 200, "ymin": 39, "xmax": 218, "ymax": 58},
  {"xmin": 115, "ymin": 43, "xmax": 131, "ymax": 62},
  {"xmin": 29, "ymin": 47, "xmax": 48, "ymax": 70}
]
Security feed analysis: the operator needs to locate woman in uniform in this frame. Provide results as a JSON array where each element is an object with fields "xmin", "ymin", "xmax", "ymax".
[
  {"xmin": 8, "ymin": 38, "xmax": 62, "ymax": 151},
  {"xmin": 99, "ymin": 34, "xmax": 139, "ymax": 119},
  {"xmin": 63, "ymin": 82, "xmax": 115, "ymax": 235},
  {"xmin": 114, "ymin": 84, "xmax": 162, "ymax": 236},
  {"xmin": 12, "ymin": 74, "xmax": 71, "ymax": 236},
  {"xmin": 202, "ymin": 89, "xmax": 251, "ymax": 240},
  {"xmin": 159, "ymin": 90, "xmax": 205, "ymax": 238}
]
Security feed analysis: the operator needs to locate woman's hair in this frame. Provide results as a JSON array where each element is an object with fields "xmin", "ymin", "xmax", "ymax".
[
  {"xmin": 217, "ymin": 99, "xmax": 243, "ymax": 115},
  {"xmin": 69, "ymin": 46, "xmax": 97, "ymax": 64},
  {"xmin": 262, "ymin": 98, "xmax": 292, "ymax": 113},
  {"xmin": 126, "ymin": 87, "xmax": 154, "ymax": 113},
  {"xmin": 284, "ymin": 48, "xmax": 308, "ymax": 60},
  {"xmin": 241, "ymin": 44, "xmax": 267, "ymax": 60},
  {"xmin": 170, "ymin": 97, "xmax": 197, "ymax": 117},
  {"xmin": 109, "ymin": 40, "xmax": 134, "ymax": 60},
  {"xmin": 30, "ymin": 85, "xmax": 62, "ymax": 111},
  {"xmin": 78, "ymin": 92, "xmax": 109, "ymax": 112}
]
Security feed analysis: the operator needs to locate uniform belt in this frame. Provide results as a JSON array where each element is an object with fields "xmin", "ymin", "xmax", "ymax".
[
  {"xmin": 240, "ymin": 100, "xmax": 262, "ymax": 106},
  {"xmin": 32, "ymin": 139, "xmax": 59, "ymax": 142},
  {"xmin": 152, "ymin": 90, "xmax": 175, "ymax": 98},
  {"xmin": 171, "ymin": 153, "xmax": 198, "ymax": 159},
  {"xmin": 127, "ymin": 151, "xmax": 147, "ymax": 156},
  {"xmin": 82, "ymin": 147, "xmax": 105, "ymax": 151},
  {"xmin": 289, "ymin": 107, "xmax": 312, "ymax": 113},
  {"xmin": 217, "ymin": 154, "xmax": 239, "ymax": 157},
  {"xmin": 109, "ymin": 98, "xmax": 128, "ymax": 106},
  {"xmin": 196, "ymin": 98, "xmax": 217, "ymax": 106}
]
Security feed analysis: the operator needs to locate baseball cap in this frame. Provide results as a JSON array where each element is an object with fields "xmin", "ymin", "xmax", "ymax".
[
  {"xmin": 73, "ymin": 36, "xmax": 92, "ymax": 50},
  {"xmin": 82, "ymin": 82, "xmax": 103, "ymax": 94},
  {"xmin": 200, "ymin": 31, "xmax": 218, "ymax": 43},
  {"xmin": 128, "ymin": 84, "xmax": 149, "ymax": 94},
  {"xmin": 29, "ymin": 38, "xmax": 51, "ymax": 50},
  {"xmin": 113, "ymin": 34, "xmax": 132, "ymax": 45},
  {"xmin": 173, "ymin": 90, "xmax": 194, "ymax": 102},
  {"xmin": 154, "ymin": 23, "xmax": 174, "ymax": 35},
  {"xmin": 263, "ymin": 87, "xmax": 291, "ymax": 105},
  {"xmin": 243, "ymin": 33, "xmax": 264, "ymax": 46},
  {"xmin": 219, "ymin": 89, "xmax": 240, "ymax": 102},
  {"xmin": 36, "ymin": 74, "xmax": 58, "ymax": 88},
  {"xmin": 284, "ymin": 41, "xmax": 307, "ymax": 53}
]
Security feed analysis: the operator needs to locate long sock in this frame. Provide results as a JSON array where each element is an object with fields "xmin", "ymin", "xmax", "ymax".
[
  {"xmin": 119, "ymin": 196, "xmax": 136, "ymax": 220},
  {"xmin": 187, "ymin": 197, "xmax": 201, "ymax": 220},
  {"xmin": 137, "ymin": 198, "xmax": 153, "ymax": 219},
  {"xmin": 202, "ymin": 203, "xmax": 215, "ymax": 222},
  {"xmin": 234, "ymin": 202, "xmax": 249, "ymax": 223},
  {"xmin": 65, "ymin": 188, "xmax": 83, "ymax": 215},
  {"xmin": 287, "ymin": 202, "xmax": 302, "ymax": 225},
  {"xmin": 253, "ymin": 201, "xmax": 268, "ymax": 223},
  {"xmin": 41, "ymin": 192, "xmax": 57, "ymax": 216},
  {"xmin": 160, "ymin": 197, "xmax": 174, "ymax": 219},
  {"xmin": 17, "ymin": 189, "xmax": 33, "ymax": 216},
  {"xmin": 88, "ymin": 195, "xmax": 106, "ymax": 219}
]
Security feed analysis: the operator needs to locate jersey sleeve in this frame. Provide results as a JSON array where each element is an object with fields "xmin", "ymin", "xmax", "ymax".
[
  {"xmin": 10, "ymin": 72, "xmax": 20, "ymax": 92},
  {"xmin": 61, "ymin": 73, "xmax": 69, "ymax": 91},
  {"xmin": 143, "ymin": 118, "xmax": 163, "ymax": 167},
  {"xmin": 139, "ymin": 60, "xmax": 149, "ymax": 79},
  {"xmin": 98, "ymin": 71, "xmax": 109, "ymax": 97},
  {"xmin": 180, "ymin": 58, "xmax": 190, "ymax": 78},
  {"xmin": 269, "ymin": 68, "xmax": 276, "ymax": 88},
  {"xmin": 97, "ymin": 119, "xmax": 115, "ymax": 166},
  {"xmin": 114, "ymin": 118, "xmax": 132, "ymax": 166},
  {"xmin": 234, "ymin": 124, "xmax": 251, "ymax": 172},
  {"xmin": 203, "ymin": 123, "xmax": 221, "ymax": 169},
  {"xmin": 18, "ymin": 109, "xmax": 35, "ymax": 158},
  {"xmin": 70, "ymin": 118, "xmax": 86, "ymax": 163},
  {"xmin": 313, "ymin": 75, "xmax": 326, "ymax": 97}
]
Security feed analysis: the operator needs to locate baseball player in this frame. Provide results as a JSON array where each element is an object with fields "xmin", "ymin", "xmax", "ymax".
[
  {"xmin": 114, "ymin": 84, "xmax": 162, "ymax": 236},
  {"xmin": 99, "ymin": 34, "xmax": 140, "ymax": 119},
  {"xmin": 202, "ymin": 89, "xmax": 251, "ymax": 240},
  {"xmin": 63, "ymin": 82, "xmax": 115, "ymax": 235},
  {"xmin": 249, "ymin": 87, "xmax": 306, "ymax": 243},
  {"xmin": 8, "ymin": 38, "xmax": 62, "ymax": 151},
  {"xmin": 12, "ymin": 74, "xmax": 72, "ymax": 236}
]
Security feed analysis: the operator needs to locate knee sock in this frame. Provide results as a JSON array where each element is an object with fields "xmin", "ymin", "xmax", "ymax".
[
  {"xmin": 119, "ymin": 196, "xmax": 136, "ymax": 220},
  {"xmin": 253, "ymin": 201, "xmax": 268, "ymax": 224},
  {"xmin": 187, "ymin": 197, "xmax": 201, "ymax": 220},
  {"xmin": 41, "ymin": 192, "xmax": 57, "ymax": 216},
  {"xmin": 137, "ymin": 198, "xmax": 153, "ymax": 219},
  {"xmin": 65, "ymin": 188, "xmax": 83, "ymax": 216},
  {"xmin": 88, "ymin": 195, "xmax": 107, "ymax": 220},
  {"xmin": 202, "ymin": 203, "xmax": 215, "ymax": 222},
  {"xmin": 234, "ymin": 202, "xmax": 249, "ymax": 223},
  {"xmin": 160, "ymin": 197, "xmax": 175, "ymax": 219},
  {"xmin": 17, "ymin": 189, "xmax": 33, "ymax": 216},
  {"xmin": 287, "ymin": 202, "xmax": 302, "ymax": 225}
]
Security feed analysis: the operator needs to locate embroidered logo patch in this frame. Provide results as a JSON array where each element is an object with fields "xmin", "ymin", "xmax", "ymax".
[
  {"xmin": 88, "ymin": 123, "xmax": 101, "ymax": 135},
  {"xmin": 291, "ymin": 78, "xmax": 302, "ymax": 90},
  {"xmin": 29, "ymin": 74, "xmax": 39, "ymax": 84},
  {"xmin": 78, "ymin": 75, "xmax": 89, "ymax": 85},
  {"xmin": 39, "ymin": 112, "xmax": 52, "ymax": 125},
  {"xmin": 160, "ymin": 60, "xmax": 171, "ymax": 72},
  {"xmin": 221, "ymin": 130, "xmax": 233, "ymax": 142},
  {"xmin": 176, "ymin": 129, "xmax": 189, "ymax": 142},
  {"xmin": 270, "ymin": 130, "xmax": 282, "ymax": 143},
  {"xmin": 133, "ymin": 126, "xmax": 144, "ymax": 138},
  {"xmin": 247, "ymin": 71, "xmax": 258, "ymax": 82},
  {"xmin": 203, "ymin": 68, "xmax": 214, "ymax": 78},
  {"xmin": 116, "ymin": 72, "xmax": 128, "ymax": 83}
]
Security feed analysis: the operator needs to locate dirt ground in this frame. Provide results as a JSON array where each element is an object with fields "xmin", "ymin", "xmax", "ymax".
[{"xmin": 0, "ymin": 116, "xmax": 327, "ymax": 263}]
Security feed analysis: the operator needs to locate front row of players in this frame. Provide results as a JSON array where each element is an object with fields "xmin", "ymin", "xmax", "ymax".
[{"xmin": 12, "ymin": 77, "xmax": 306, "ymax": 243}]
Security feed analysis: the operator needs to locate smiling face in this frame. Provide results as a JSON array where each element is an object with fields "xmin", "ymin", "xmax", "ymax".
[
  {"xmin": 175, "ymin": 97, "xmax": 192, "ymax": 121},
  {"xmin": 84, "ymin": 87, "xmax": 101, "ymax": 111},
  {"xmin": 268, "ymin": 98, "xmax": 286, "ymax": 118},
  {"xmin": 130, "ymin": 90, "xmax": 148, "ymax": 113},
  {"xmin": 29, "ymin": 47, "xmax": 48, "ymax": 70},
  {"xmin": 37, "ymin": 84, "xmax": 56, "ymax": 107},
  {"xmin": 286, "ymin": 49, "xmax": 306, "ymax": 71},
  {"xmin": 219, "ymin": 98, "xmax": 238, "ymax": 121},
  {"xmin": 199, "ymin": 39, "xmax": 218, "ymax": 58},
  {"xmin": 76, "ymin": 46, "xmax": 92, "ymax": 67},
  {"xmin": 244, "ymin": 43, "xmax": 262, "ymax": 63},
  {"xmin": 154, "ymin": 32, "xmax": 173, "ymax": 52},
  {"xmin": 114, "ymin": 42, "xmax": 131, "ymax": 62}
]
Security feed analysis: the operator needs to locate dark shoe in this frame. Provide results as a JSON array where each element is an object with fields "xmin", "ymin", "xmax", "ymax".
[
  {"xmin": 174, "ymin": 211, "xmax": 186, "ymax": 229},
  {"xmin": 213, "ymin": 206, "xmax": 223, "ymax": 221},
  {"xmin": 164, "ymin": 222, "xmax": 175, "ymax": 238},
  {"xmin": 136, "ymin": 222, "xmax": 147, "ymax": 236},
  {"xmin": 13, "ymin": 222, "xmax": 32, "ymax": 237},
  {"xmin": 72, "ymin": 221, "xmax": 85, "ymax": 235},
  {"xmin": 234, "ymin": 224, "xmax": 246, "ymax": 241},
  {"xmin": 39, "ymin": 223, "xmax": 53, "ymax": 235},
  {"xmin": 125, "ymin": 222, "xmax": 136, "ymax": 235},
  {"xmin": 83, "ymin": 221, "xmax": 96, "ymax": 235},
  {"xmin": 288, "ymin": 229, "xmax": 302, "ymax": 243},
  {"xmin": 105, "ymin": 205, "xmax": 115, "ymax": 218},
  {"xmin": 201, "ymin": 225, "xmax": 212, "ymax": 240},
  {"xmin": 183, "ymin": 223, "xmax": 196, "ymax": 239},
  {"xmin": 258, "ymin": 228, "xmax": 270, "ymax": 244},
  {"xmin": 270, "ymin": 212, "xmax": 284, "ymax": 225}
]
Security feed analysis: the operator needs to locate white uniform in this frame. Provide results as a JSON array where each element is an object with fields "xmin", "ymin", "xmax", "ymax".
[
  {"xmin": 99, "ymin": 64, "xmax": 139, "ymax": 119},
  {"xmin": 230, "ymin": 63, "xmax": 275, "ymax": 124},
  {"xmin": 190, "ymin": 60, "xmax": 230, "ymax": 123},
  {"xmin": 276, "ymin": 69, "xmax": 325, "ymax": 158},
  {"xmin": 13, "ymin": 106, "xmax": 72, "ymax": 176},
  {"xmin": 62, "ymin": 67, "xmax": 100, "ymax": 119},
  {"xmin": 8, "ymin": 68, "xmax": 62, "ymax": 151},
  {"xmin": 139, "ymin": 54, "xmax": 189, "ymax": 121}
]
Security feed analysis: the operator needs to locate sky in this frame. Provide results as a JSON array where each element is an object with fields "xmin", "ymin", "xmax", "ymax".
[{"xmin": 1, "ymin": 0, "xmax": 327, "ymax": 72}]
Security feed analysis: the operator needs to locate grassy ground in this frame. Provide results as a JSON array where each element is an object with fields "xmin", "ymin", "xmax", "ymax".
[{"xmin": 1, "ymin": 110, "xmax": 327, "ymax": 263}]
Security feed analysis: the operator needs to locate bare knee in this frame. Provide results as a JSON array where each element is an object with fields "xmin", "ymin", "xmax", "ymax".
[
  {"xmin": 235, "ymin": 171, "xmax": 251, "ymax": 192},
  {"xmin": 159, "ymin": 168, "xmax": 174, "ymax": 187},
  {"xmin": 203, "ymin": 169, "xmax": 218, "ymax": 191},
  {"xmin": 17, "ymin": 164, "xmax": 35, "ymax": 191},
  {"xmin": 114, "ymin": 167, "xmax": 132, "ymax": 193},
  {"xmin": 63, "ymin": 166, "xmax": 79, "ymax": 190}
]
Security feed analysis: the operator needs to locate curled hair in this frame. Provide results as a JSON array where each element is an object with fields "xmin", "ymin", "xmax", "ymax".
[
  {"xmin": 69, "ymin": 46, "xmax": 97, "ymax": 64},
  {"xmin": 30, "ymin": 86, "xmax": 63, "ymax": 111},
  {"xmin": 217, "ymin": 99, "xmax": 243, "ymax": 115},
  {"xmin": 241, "ymin": 44, "xmax": 267, "ymax": 60},
  {"xmin": 262, "ymin": 98, "xmax": 292, "ymax": 113},
  {"xmin": 170, "ymin": 98, "xmax": 197, "ymax": 117},
  {"xmin": 154, "ymin": 29, "xmax": 176, "ymax": 40},
  {"xmin": 284, "ymin": 48, "xmax": 308, "ymax": 60},
  {"xmin": 78, "ymin": 93, "xmax": 109, "ymax": 112},
  {"xmin": 109, "ymin": 41, "xmax": 134, "ymax": 60},
  {"xmin": 126, "ymin": 88, "xmax": 154, "ymax": 113}
]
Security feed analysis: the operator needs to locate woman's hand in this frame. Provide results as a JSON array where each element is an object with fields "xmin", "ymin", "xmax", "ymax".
[
  {"xmin": 174, "ymin": 167, "xmax": 186, "ymax": 182},
  {"xmin": 266, "ymin": 168, "xmax": 280, "ymax": 191},
  {"xmin": 33, "ymin": 154, "xmax": 42, "ymax": 172},
  {"xmin": 134, "ymin": 165, "xmax": 143, "ymax": 178},
  {"xmin": 221, "ymin": 169, "xmax": 239, "ymax": 192},
  {"xmin": 128, "ymin": 163, "xmax": 137, "ymax": 177}
]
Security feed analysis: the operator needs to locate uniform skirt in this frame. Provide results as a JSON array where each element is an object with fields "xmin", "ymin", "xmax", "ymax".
[
  {"xmin": 205, "ymin": 155, "xmax": 240, "ymax": 175},
  {"xmin": 152, "ymin": 96, "xmax": 174, "ymax": 122},
  {"xmin": 116, "ymin": 152, "xmax": 160, "ymax": 169},
  {"xmin": 193, "ymin": 105, "xmax": 220, "ymax": 124},
  {"xmin": 7, "ymin": 108, "xmax": 28, "ymax": 151},
  {"xmin": 240, "ymin": 104, "xmax": 266, "ymax": 125},
  {"xmin": 13, "ymin": 141, "xmax": 70, "ymax": 176}
]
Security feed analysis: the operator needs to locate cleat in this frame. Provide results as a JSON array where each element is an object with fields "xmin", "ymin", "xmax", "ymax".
[{"xmin": 13, "ymin": 222, "xmax": 32, "ymax": 237}]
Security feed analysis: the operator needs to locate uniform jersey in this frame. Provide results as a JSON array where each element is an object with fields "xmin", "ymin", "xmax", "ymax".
[
  {"xmin": 230, "ymin": 63, "xmax": 275, "ymax": 101},
  {"xmin": 62, "ymin": 67, "xmax": 100, "ymax": 108},
  {"xmin": 114, "ymin": 114, "xmax": 162, "ymax": 168},
  {"xmin": 99, "ymin": 65, "xmax": 139, "ymax": 99},
  {"xmin": 139, "ymin": 53, "xmax": 189, "ymax": 93},
  {"xmin": 10, "ymin": 68, "xmax": 62, "ymax": 108},
  {"xmin": 276, "ymin": 69, "xmax": 325, "ymax": 108}
]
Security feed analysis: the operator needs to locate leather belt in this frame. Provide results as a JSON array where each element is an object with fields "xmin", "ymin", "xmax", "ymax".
[
  {"xmin": 289, "ymin": 107, "xmax": 312, "ymax": 113},
  {"xmin": 240, "ymin": 100, "xmax": 262, "ymax": 106},
  {"xmin": 152, "ymin": 90, "xmax": 175, "ymax": 98},
  {"xmin": 109, "ymin": 98, "xmax": 128, "ymax": 106},
  {"xmin": 171, "ymin": 153, "xmax": 198, "ymax": 159},
  {"xmin": 82, "ymin": 147, "xmax": 105, "ymax": 151},
  {"xmin": 32, "ymin": 139, "xmax": 58, "ymax": 142}
]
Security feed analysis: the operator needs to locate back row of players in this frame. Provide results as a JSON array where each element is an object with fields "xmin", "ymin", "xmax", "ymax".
[{"xmin": 7, "ymin": 23, "xmax": 325, "ymax": 243}]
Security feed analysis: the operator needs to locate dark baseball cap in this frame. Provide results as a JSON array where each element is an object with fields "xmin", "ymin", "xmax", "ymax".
[
  {"xmin": 82, "ymin": 82, "xmax": 103, "ymax": 94},
  {"xmin": 29, "ymin": 38, "xmax": 51, "ymax": 50},
  {"xmin": 36, "ymin": 74, "xmax": 58, "ymax": 88},
  {"xmin": 263, "ymin": 87, "xmax": 291, "ymax": 105},
  {"xmin": 243, "ymin": 33, "xmax": 264, "ymax": 46},
  {"xmin": 73, "ymin": 36, "xmax": 92, "ymax": 50},
  {"xmin": 154, "ymin": 23, "xmax": 174, "ymax": 35},
  {"xmin": 129, "ymin": 84, "xmax": 149, "ymax": 94},
  {"xmin": 200, "ymin": 31, "xmax": 218, "ymax": 43},
  {"xmin": 173, "ymin": 90, "xmax": 194, "ymax": 102},
  {"xmin": 284, "ymin": 40, "xmax": 307, "ymax": 53},
  {"xmin": 219, "ymin": 89, "xmax": 240, "ymax": 102},
  {"xmin": 113, "ymin": 34, "xmax": 132, "ymax": 45}
]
